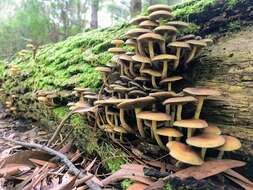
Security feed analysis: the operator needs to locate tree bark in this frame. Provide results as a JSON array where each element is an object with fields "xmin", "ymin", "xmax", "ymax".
[
  {"xmin": 130, "ymin": 0, "xmax": 142, "ymax": 18},
  {"xmin": 90, "ymin": 0, "xmax": 99, "ymax": 29}
]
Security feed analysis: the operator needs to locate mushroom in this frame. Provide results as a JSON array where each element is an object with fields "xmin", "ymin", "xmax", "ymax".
[
  {"xmin": 113, "ymin": 126, "xmax": 128, "ymax": 142},
  {"xmin": 137, "ymin": 32, "xmax": 165, "ymax": 58},
  {"xmin": 154, "ymin": 25, "xmax": 178, "ymax": 42},
  {"xmin": 108, "ymin": 47, "xmax": 126, "ymax": 55},
  {"xmin": 136, "ymin": 111, "xmax": 171, "ymax": 149},
  {"xmin": 163, "ymin": 96, "xmax": 197, "ymax": 122},
  {"xmin": 168, "ymin": 42, "xmax": 191, "ymax": 70},
  {"xmin": 156, "ymin": 127, "xmax": 183, "ymax": 142},
  {"xmin": 73, "ymin": 87, "xmax": 91, "ymax": 104},
  {"xmin": 183, "ymin": 87, "xmax": 221, "ymax": 119},
  {"xmin": 95, "ymin": 67, "xmax": 112, "ymax": 86},
  {"xmin": 173, "ymin": 119, "xmax": 208, "ymax": 138},
  {"xmin": 130, "ymin": 16, "xmax": 149, "ymax": 25},
  {"xmin": 217, "ymin": 135, "xmax": 241, "ymax": 159},
  {"xmin": 111, "ymin": 39, "xmax": 124, "ymax": 47},
  {"xmin": 128, "ymin": 90, "xmax": 147, "ymax": 98},
  {"xmin": 167, "ymin": 141, "xmax": 203, "ymax": 166},
  {"xmin": 151, "ymin": 54, "xmax": 178, "ymax": 79},
  {"xmin": 203, "ymin": 123, "xmax": 221, "ymax": 135},
  {"xmin": 140, "ymin": 69, "xmax": 162, "ymax": 88},
  {"xmin": 185, "ymin": 40, "xmax": 207, "ymax": 64},
  {"xmin": 132, "ymin": 54, "xmax": 151, "ymax": 73},
  {"xmin": 186, "ymin": 134, "xmax": 225, "ymax": 159},
  {"xmin": 159, "ymin": 76, "xmax": 183, "ymax": 91},
  {"xmin": 147, "ymin": 4, "xmax": 172, "ymax": 13},
  {"xmin": 119, "ymin": 54, "xmax": 134, "ymax": 77},
  {"xmin": 113, "ymin": 86, "xmax": 130, "ymax": 99},
  {"xmin": 149, "ymin": 10, "xmax": 174, "ymax": 26},
  {"xmin": 139, "ymin": 20, "xmax": 158, "ymax": 30},
  {"xmin": 10, "ymin": 106, "xmax": 17, "ymax": 114},
  {"xmin": 117, "ymin": 96, "xmax": 156, "ymax": 137},
  {"xmin": 125, "ymin": 39, "xmax": 138, "ymax": 54}
]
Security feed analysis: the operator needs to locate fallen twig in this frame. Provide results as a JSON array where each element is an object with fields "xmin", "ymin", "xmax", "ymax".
[{"xmin": 1, "ymin": 137, "xmax": 102, "ymax": 190}]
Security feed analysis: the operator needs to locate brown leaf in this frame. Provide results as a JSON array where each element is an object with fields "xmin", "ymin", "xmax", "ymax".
[
  {"xmin": 175, "ymin": 159, "xmax": 246, "ymax": 180},
  {"xmin": 49, "ymin": 176, "xmax": 77, "ymax": 190},
  {"xmin": 225, "ymin": 175, "xmax": 253, "ymax": 190},
  {"xmin": 0, "ymin": 164, "xmax": 30, "ymax": 178},
  {"xmin": 29, "ymin": 158, "xmax": 58, "ymax": 168},
  {"xmin": 85, "ymin": 157, "xmax": 97, "ymax": 172},
  {"xmin": 224, "ymin": 169, "xmax": 253, "ymax": 188},
  {"xmin": 58, "ymin": 140, "xmax": 73, "ymax": 154},
  {"xmin": 1, "ymin": 150, "xmax": 52, "ymax": 168}
]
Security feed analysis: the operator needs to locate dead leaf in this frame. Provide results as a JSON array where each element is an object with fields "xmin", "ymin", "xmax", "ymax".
[
  {"xmin": 29, "ymin": 158, "xmax": 58, "ymax": 168},
  {"xmin": 49, "ymin": 176, "xmax": 77, "ymax": 190},
  {"xmin": 225, "ymin": 175, "xmax": 253, "ymax": 190},
  {"xmin": 175, "ymin": 159, "xmax": 245, "ymax": 180},
  {"xmin": 224, "ymin": 169, "xmax": 253, "ymax": 188},
  {"xmin": 58, "ymin": 140, "xmax": 73, "ymax": 154},
  {"xmin": 85, "ymin": 157, "xmax": 97, "ymax": 172}
]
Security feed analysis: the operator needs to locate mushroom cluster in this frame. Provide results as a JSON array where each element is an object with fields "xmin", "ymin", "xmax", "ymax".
[
  {"xmin": 68, "ymin": 4, "xmax": 241, "ymax": 166},
  {"xmin": 35, "ymin": 90, "xmax": 58, "ymax": 108}
]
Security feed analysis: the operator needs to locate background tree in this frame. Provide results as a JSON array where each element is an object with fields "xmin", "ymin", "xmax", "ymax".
[
  {"xmin": 90, "ymin": 0, "xmax": 99, "ymax": 29},
  {"xmin": 130, "ymin": 0, "xmax": 142, "ymax": 17}
]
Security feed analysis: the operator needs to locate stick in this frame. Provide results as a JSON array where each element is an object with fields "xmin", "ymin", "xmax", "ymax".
[
  {"xmin": 47, "ymin": 110, "xmax": 74, "ymax": 146},
  {"xmin": 1, "ymin": 137, "xmax": 102, "ymax": 190}
]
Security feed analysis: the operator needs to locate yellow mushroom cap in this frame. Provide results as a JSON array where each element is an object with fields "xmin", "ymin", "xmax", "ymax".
[
  {"xmin": 149, "ymin": 91, "xmax": 177, "ymax": 100},
  {"xmin": 119, "ymin": 54, "xmax": 132, "ymax": 62},
  {"xmin": 203, "ymin": 123, "xmax": 221, "ymax": 135},
  {"xmin": 167, "ymin": 141, "xmax": 204, "ymax": 165},
  {"xmin": 130, "ymin": 16, "xmax": 149, "ymax": 25},
  {"xmin": 128, "ymin": 90, "xmax": 147, "ymax": 97},
  {"xmin": 149, "ymin": 10, "xmax": 173, "ymax": 21},
  {"xmin": 183, "ymin": 87, "xmax": 221, "ymax": 96},
  {"xmin": 163, "ymin": 96, "xmax": 197, "ymax": 105},
  {"xmin": 174, "ymin": 119, "xmax": 208, "ymax": 129},
  {"xmin": 136, "ymin": 111, "xmax": 171, "ymax": 121},
  {"xmin": 108, "ymin": 47, "xmax": 126, "ymax": 54},
  {"xmin": 111, "ymin": 39, "xmax": 124, "ymax": 46},
  {"xmin": 132, "ymin": 54, "xmax": 151, "ymax": 63},
  {"xmin": 218, "ymin": 135, "xmax": 241, "ymax": 151},
  {"xmin": 157, "ymin": 127, "xmax": 183, "ymax": 137},
  {"xmin": 186, "ymin": 134, "xmax": 225, "ymax": 148}
]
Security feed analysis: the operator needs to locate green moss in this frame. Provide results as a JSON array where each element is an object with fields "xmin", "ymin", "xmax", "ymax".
[
  {"xmin": 121, "ymin": 179, "xmax": 133, "ymax": 189},
  {"xmin": 53, "ymin": 107, "xmax": 68, "ymax": 119}
]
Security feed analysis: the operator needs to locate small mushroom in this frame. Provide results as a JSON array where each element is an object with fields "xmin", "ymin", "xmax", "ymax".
[
  {"xmin": 111, "ymin": 39, "xmax": 124, "ymax": 47},
  {"xmin": 154, "ymin": 25, "xmax": 178, "ymax": 42},
  {"xmin": 203, "ymin": 123, "xmax": 221, "ymax": 135},
  {"xmin": 108, "ymin": 47, "xmax": 126, "ymax": 55},
  {"xmin": 173, "ymin": 119, "xmax": 208, "ymax": 138},
  {"xmin": 149, "ymin": 10, "xmax": 173, "ymax": 26},
  {"xmin": 136, "ymin": 111, "xmax": 171, "ymax": 149},
  {"xmin": 185, "ymin": 40, "xmax": 207, "ymax": 64},
  {"xmin": 151, "ymin": 54, "xmax": 178, "ymax": 79},
  {"xmin": 183, "ymin": 87, "xmax": 221, "ymax": 119},
  {"xmin": 167, "ymin": 141, "xmax": 203, "ymax": 166},
  {"xmin": 156, "ymin": 127, "xmax": 183, "ymax": 142},
  {"xmin": 10, "ymin": 106, "xmax": 17, "ymax": 114},
  {"xmin": 159, "ymin": 76, "xmax": 183, "ymax": 91},
  {"xmin": 132, "ymin": 54, "xmax": 151, "ymax": 73},
  {"xmin": 139, "ymin": 20, "xmax": 158, "ymax": 30},
  {"xmin": 118, "ymin": 96, "xmax": 156, "ymax": 137},
  {"xmin": 168, "ymin": 42, "xmax": 191, "ymax": 70},
  {"xmin": 137, "ymin": 32, "xmax": 165, "ymax": 58},
  {"xmin": 119, "ymin": 54, "xmax": 133, "ymax": 77},
  {"xmin": 130, "ymin": 16, "xmax": 149, "ymax": 25},
  {"xmin": 186, "ymin": 134, "xmax": 225, "ymax": 159},
  {"xmin": 95, "ymin": 67, "xmax": 112, "ymax": 86},
  {"xmin": 217, "ymin": 135, "xmax": 241, "ymax": 159},
  {"xmin": 140, "ymin": 69, "xmax": 162, "ymax": 88}
]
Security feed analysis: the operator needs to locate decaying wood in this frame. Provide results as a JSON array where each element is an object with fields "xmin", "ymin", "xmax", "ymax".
[{"xmin": 0, "ymin": 137, "xmax": 102, "ymax": 190}]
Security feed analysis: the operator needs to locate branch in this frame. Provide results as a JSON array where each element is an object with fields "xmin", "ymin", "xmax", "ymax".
[{"xmin": 1, "ymin": 137, "xmax": 102, "ymax": 190}]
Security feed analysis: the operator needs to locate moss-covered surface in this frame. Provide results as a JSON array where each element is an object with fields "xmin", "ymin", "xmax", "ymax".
[{"xmin": 0, "ymin": 0, "xmax": 251, "ymax": 176}]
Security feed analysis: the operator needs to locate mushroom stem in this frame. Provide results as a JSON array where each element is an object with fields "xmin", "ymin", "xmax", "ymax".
[
  {"xmin": 79, "ymin": 93, "xmax": 84, "ymax": 103},
  {"xmin": 186, "ymin": 46, "xmax": 197, "ymax": 64},
  {"xmin": 137, "ymin": 40, "xmax": 145, "ymax": 56},
  {"xmin": 194, "ymin": 96, "xmax": 205, "ymax": 119},
  {"xmin": 151, "ymin": 76, "xmax": 158, "ymax": 88},
  {"xmin": 217, "ymin": 150, "xmax": 224, "ymax": 159},
  {"xmin": 102, "ymin": 74, "xmax": 108, "ymax": 86},
  {"xmin": 187, "ymin": 128, "xmax": 193, "ymax": 138},
  {"xmin": 160, "ymin": 41, "xmax": 166, "ymax": 54},
  {"xmin": 129, "ymin": 61, "xmax": 136, "ymax": 76},
  {"xmin": 162, "ymin": 61, "xmax": 168, "ymax": 79},
  {"xmin": 151, "ymin": 120, "xmax": 166, "ymax": 149},
  {"xmin": 201, "ymin": 148, "xmax": 207, "ymax": 159},
  {"xmin": 148, "ymin": 41, "xmax": 154, "ymax": 58},
  {"xmin": 135, "ymin": 108, "xmax": 145, "ymax": 137},
  {"xmin": 173, "ymin": 48, "xmax": 181, "ymax": 70},
  {"xmin": 167, "ymin": 82, "xmax": 172, "ymax": 91},
  {"xmin": 105, "ymin": 106, "xmax": 114, "ymax": 126},
  {"xmin": 120, "ymin": 64, "xmax": 124, "ymax": 76},
  {"xmin": 176, "ymin": 104, "xmax": 183, "ymax": 121},
  {"xmin": 119, "ymin": 109, "xmax": 134, "ymax": 133},
  {"xmin": 168, "ymin": 136, "xmax": 173, "ymax": 142}
]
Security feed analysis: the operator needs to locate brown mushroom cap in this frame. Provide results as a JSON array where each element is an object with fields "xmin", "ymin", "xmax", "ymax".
[
  {"xmin": 187, "ymin": 40, "xmax": 207, "ymax": 47},
  {"xmin": 186, "ymin": 134, "xmax": 225, "ymax": 148},
  {"xmin": 149, "ymin": 91, "xmax": 177, "ymax": 100},
  {"xmin": 132, "ymin": 55, "xmax": 151, "ymax": 63},
  {"xmin": 174, "ymin": 119, "xmax": 208, "ymax": 129},
  {"xmin": 84, "ymin": 94, "xmax": 98, "ymax": 100},
  {"xmin": 134, "ymin": 76, "xmax": 150, "ymax": 82},
  {"xmin": 126, "ymin": 28, "xmax": 152, "ymax": 38},
  {"xmin": 183, "ymin": 87, "xmax": 221, "ymax": 97},
  {"xmin": 95, "ymin": 66, "xmax": 112, "ymax": 73},
  {"xmin": 168, "ymin": 41, "xmax": 191, "ymax": 48},
  {"xmin": 154, "ymin": 25, "xmax": 178, "ymax": 35},
  {"xmin": 113, "ymin": 86, "xmax": 130, "ymax": 93},
  {"xmin": 74, "ymin": 87, "xmax": 91, "ymax": 93},
  {"xmin": 138, "ymin": 32, "xmax": 165, "ymax": 42},
  {"xmin": 130, "ymin": 16, "xmax": 149, "ymax": 25},
  {"xmin": 157, "ymin": 128, "xmax": 183, "ymax": 137},
  {"xmin": 125, "ymin": 39, "xmax": 137, "ymax": 46},
  {"xmin": 167, "ymin": 21, "xmax": 190, "ymax": 28},
  {"xmin": 114, "ymin": 126, "xmax": 128, "ymax": 133},
  {"xmin": 128, "ymin": 90, "xmax": 147, "ymax": 97},
  {"xmin": 139, "ymin": 20, "xmax": 158, "ymax": 29},
  {"xmin": 151, "ymin": 54, "xmax": 178, "ymax": 62},
  {"xmin": 120, "ymin": 75, "xmax": 132, "ymax": 82},
  {"xmin": 94, "ymin": 98, "xmax": 126, "ymax": 106},
  {"xmin": 149, "ymin": 10, "xmax": 173, "ymax": 21},
  {"xmin": 111, "ymin": 55, "xmax": 120, "ymax": 63},
  {"xmin": 111, "ymin": 39, "xmax": 124, "ymax": 46},
  {"xmin": 108, "ymin": 47, "xmax": 126, "ymax": 54},
  {"xmin": 218, "ymin": 135, "xmax": 241, "ymax": 151},
  {"xmin": 163, "ymin": 96, "xmax": 197, "ymax": 105},
  {"xmin": 119, "ymin": 54, "xmax": 133, "ymax": 62},
  {"xmin": 160, "ymin": 76, "xmax": 183, "ymax": 85},
  {"xmin": 141, "ymin": 69, "xmax": 162, "ymax": 77},
  {"xmin": 137, "ymin": 111, "xmax": 171, "ymax": 121},
  {"xmin": 203, "ymin": 123, "xmax": 221, "ymax": 135},
  {"xmin": 167, "ymin": 141, "xmax": 204, "ymax": 165},
  {"xmin": 201, "ymin": 38, "xmax": 213, "ymax": 45},
  {"xmin": 117, "ymin": 96, "xmax": 156, "ymax": 110},
  {"xmin": 148, "ymin": 4, "xmax": 172, "ymax": 13}
]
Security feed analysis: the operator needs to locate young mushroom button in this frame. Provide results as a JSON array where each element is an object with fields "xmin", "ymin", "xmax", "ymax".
[
  {"xmin": 167, "ymin": 141, "xmax": 204, "ymax": 166},
  {"xmin": 186, "ymin": 134, "xmax": 225, "ymax": 160}
]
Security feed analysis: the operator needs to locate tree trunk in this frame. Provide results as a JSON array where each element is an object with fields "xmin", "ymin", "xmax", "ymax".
[
  {"xmin": 90, "ymin": 0, "xmax": 98, "ymax": 29},
  {"xmin": 130, "ymin": 0, "xmax": 142, "ymax": 18}
]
